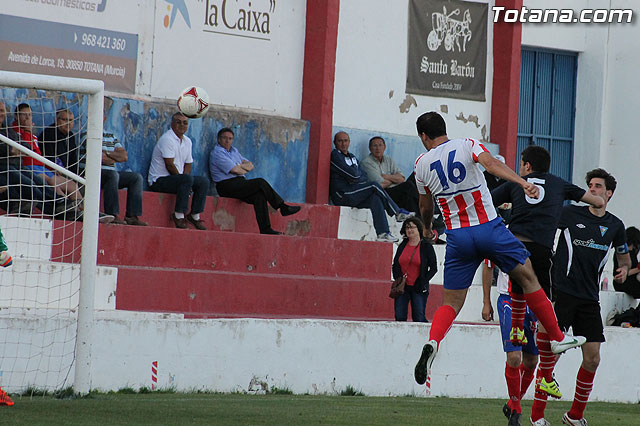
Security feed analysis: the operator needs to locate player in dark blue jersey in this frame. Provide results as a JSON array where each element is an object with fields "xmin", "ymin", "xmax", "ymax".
[
  {"xmin": 491, "ymin": 146, "xmax": 604, "ymax": 423},
  {"xmin": 541, "ymin": 169, "xmax": 630, "ymax": 426}
]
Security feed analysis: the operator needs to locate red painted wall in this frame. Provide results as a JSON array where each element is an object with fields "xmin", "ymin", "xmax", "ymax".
[{"xmin": 302, "ymin": 0, "xmax": 340, "ymax": 204}]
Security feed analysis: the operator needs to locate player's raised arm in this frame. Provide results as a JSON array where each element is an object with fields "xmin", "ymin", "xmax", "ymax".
[
  {"xmin": 477, "ymin": 152, "xmax": 539, "ymax": 199},
  {"xmin": 579, "ymin": 191, "xmax": 605, "ymax": 209}
]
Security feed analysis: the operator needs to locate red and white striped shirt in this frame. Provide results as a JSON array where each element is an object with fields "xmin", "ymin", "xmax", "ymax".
[{"xmin": 415, "ymin": 138, "xmax": 497, "ymax": 230}]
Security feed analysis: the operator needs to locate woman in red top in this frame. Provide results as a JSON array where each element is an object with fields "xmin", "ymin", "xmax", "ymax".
[
  {"xmin": 391, "ymin": 217, "xmax": 438, "ymax": 322},
  {"xmin": 13, "ymin": 103, "xmax": 82, "ymax": 205}
]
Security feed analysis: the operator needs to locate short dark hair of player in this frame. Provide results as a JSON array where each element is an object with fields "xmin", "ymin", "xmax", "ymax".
[
  {"xmin": 15, "ymin": 102, "xmax": 31, "ymax": 113},
  {"xmin": 416, "ymin": 111, "xmax": 447, "ymax": 139},
  {"xmin": 626, "ymin": 226, "xmax": 640, "ymax": 248},
  {"xmin": 585, "ymin": 168, "xmax": 617, "ymax": 195},
  {"xmin": 521, "ymin": 145, "xmax": 550, "ymax": 173},
  {"xmin": 217, "ymin": 127, "xmax": 234, "ymax": 139},
  {"xmin": 368, "ymin": 136, "xmax": 385, "ymax": 149},
  {"xmin": 400, "ymin": 216, "xmax": 425, "ymax": 239}
]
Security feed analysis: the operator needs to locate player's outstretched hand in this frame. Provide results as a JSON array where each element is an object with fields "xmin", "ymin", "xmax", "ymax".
[{"xmin": 521, "ymin": 181, "xmax": 539, "ymax": 199}]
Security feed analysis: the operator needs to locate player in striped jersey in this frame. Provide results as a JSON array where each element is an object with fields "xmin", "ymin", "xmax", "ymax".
[{"xmin": 412, "ymin": 112, "xmax": 585, "ymax": 388}]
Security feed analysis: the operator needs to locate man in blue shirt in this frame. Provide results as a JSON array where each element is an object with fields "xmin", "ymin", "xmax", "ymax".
[{"xmin": 209, "ymin": 127, "xmax": 300, "ymax": 235}]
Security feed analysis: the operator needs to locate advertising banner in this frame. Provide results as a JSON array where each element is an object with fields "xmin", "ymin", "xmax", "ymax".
[
  {"xmin": 406, "ymin": 0, "xmax": 488, "ymax": 101},
  {"xmin": 0, "ymin": 1, "xmax": 141, "ymax": 93},
  {"xmin": 0, "ymin": 14, "xmax": 137, "ymax": 93}
]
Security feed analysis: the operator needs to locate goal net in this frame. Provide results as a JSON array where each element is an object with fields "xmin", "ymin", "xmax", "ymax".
[{"xmin": 0, "ymin": 71, "xmax": 103, "ymax": 395}]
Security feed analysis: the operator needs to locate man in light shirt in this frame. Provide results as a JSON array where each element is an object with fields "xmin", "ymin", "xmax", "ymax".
[{"xmin": 148, "ymin": 112, "xmax": 209, "ymax": 230}]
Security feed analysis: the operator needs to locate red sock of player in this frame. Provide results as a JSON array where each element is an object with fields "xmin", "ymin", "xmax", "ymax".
[
  {"xmin": 530, "ymin": 369, "xmax": 549, "ymax": 422},
  {"xmin": 536, "ymin": 332, "xmax": 556, "ymax": 382},
  {"xmin": 519, "ymin": 363, "xmax": 536, "ymax": 399},
  {"xmin": 505, "ymin": 363, "xmax": 522, "ymax": 413},
  {"xmin": 509, "ymin": 292, "xmax": 526, "ymax": 330},
  {"xmin": 568, "ymin": 367, "xmax": 596, "ymax": 420},
  {"xmin": 523, "ymin": 289, "xmax": 564, "ymax": 341},
  {"xmin": 428, "ymin": 305, "xmax": 457, "ymax": 345}
]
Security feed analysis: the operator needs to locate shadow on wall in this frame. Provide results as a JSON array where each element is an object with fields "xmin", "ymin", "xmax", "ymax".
[{"xmin": 0, "ymin": 88, "xmax": 310, "ymax": 203}]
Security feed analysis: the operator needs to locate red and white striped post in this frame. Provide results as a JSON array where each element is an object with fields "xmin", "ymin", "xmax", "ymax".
[{"xmin": 151, "ymin": 361, "xmax": 158, "ymax": 390}]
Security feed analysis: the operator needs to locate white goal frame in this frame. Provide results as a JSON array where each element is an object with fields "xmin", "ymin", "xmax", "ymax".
[{"xmin": 0, "ymin": 70, "xmax": 103, "ymax": 395}]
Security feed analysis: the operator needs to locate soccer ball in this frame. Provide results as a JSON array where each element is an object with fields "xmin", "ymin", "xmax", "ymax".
[{"xmin": 177, "ymin": 86, "xmax": 210, "ymax": 118}]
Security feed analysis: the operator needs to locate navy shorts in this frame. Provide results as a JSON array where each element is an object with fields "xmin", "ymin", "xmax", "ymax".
[
  {"xmin": 497, "ymin": 294, "xmax": 539, "ymax": 354},
  {"xmin": 443, "ymin": 218, "xmax": 530, "ymax": 290},
  {"xmin": 554, "ymin": 290, "xmax": 605, "ymax": 343}
]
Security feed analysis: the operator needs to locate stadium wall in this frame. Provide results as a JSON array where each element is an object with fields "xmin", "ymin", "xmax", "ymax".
[{"xmin": 3, "ymin": 314, "xmax": 640, "ymax": 403}]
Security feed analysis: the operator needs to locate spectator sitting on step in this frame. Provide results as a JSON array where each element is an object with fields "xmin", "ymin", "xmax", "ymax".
[
  {"xmin": 358, "ymin": 135, "xmax": 445, "ymax": 239},
  {"xmin": 1, "ymin": 99, "xmax": 33, "ymax": 214},
  {"xmin": 209, "ymin": 127, "xmax": 300, "ymax": 235},
  {"xmin": 148, "ymin": 112, "xmax": 210, "ymax": 230},
  {"xmin": 13, "ymin": 103, "xmax": 84, "ymax": 210},
  {"xmin": 1, "ymin": 101, "xmax": 82, "ymax": 219},
  {"xmin": 361, "ymin": 136, "xmax": 420, "ymax": 216},
  {"xmin": 77, "ymin": 102, "xmax": 147, "ymax": 226},
  {"xmin": 329, "ymin": 131, "xmax": 412, "ymax": 243},
  {"xmin": 38, "ymin": 108, "xmax": 80, "ymax": 176}
]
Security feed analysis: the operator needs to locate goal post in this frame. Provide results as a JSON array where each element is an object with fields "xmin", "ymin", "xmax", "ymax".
[{"xmin": 0, "ymin": 70, "xmax": 103, "ymax": 395}]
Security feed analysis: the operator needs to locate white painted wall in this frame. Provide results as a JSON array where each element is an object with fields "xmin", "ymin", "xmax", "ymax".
[
  {"xmin": 3, "ymin": 313, "xmax": 640, "ymax": 403},
  {"xmin": 598, "ymin": 0, "xmax": 640, "ymax": 228},
  {"xmin": 333, "ymin": 0, "xmax": 494, "ymax": 143},
  {"xmin": 150, "ymin": 0, "xmax": 306, "ymax": 117}
]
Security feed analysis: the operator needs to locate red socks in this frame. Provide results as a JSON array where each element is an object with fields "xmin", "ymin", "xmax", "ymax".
[
  {"xmin": 523, "ymin": 289, "xmax": 564, "ymax": 341},
  {"xmin": 519, "ymin": 364, "xmax": 535, "ymax": 399},
  {"xmin": 530, "ymin": 368, "xmax": 549, "ymax": 422},
  {"xmin": 536, "ymin": 332, "xmax": 556, "ymax": 382},
  {"xmin": 505, "ymin": 363, "xmax": 522, "ymax": 413},
  {"xmin": 510, "ymin": 292, "xmax": 526, "ymax": 331},
  {"xmin": 428, "ymin": 305, "xmax": 457, "ymax": 345},
  {"xmin": 568, "ymin": 367, "xmax": 596, "ymax": 420}
]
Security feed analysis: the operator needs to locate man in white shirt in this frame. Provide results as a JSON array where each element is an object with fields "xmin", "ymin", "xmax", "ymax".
[{"xmin": 148, "ymin": 112, "xmax": 210, "ymax": 230}]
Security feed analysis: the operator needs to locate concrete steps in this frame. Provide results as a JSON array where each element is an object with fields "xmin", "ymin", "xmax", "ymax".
[
  {"xmin": 92, "ymin": 190, "xmax": 397, "ymax": 320},
  {"xmin": 115, "ymin": 267, "xmax": 394, "ymax": 320},
  {"xmin": 94, "ymin": 224, "xmax": 391, "ymax": 279},
  {"xmin": 102, "ymin": 191, "xmax": 340, "ymax": 237}
]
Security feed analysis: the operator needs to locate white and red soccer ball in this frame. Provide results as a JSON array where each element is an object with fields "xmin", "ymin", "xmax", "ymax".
[{"xmin": 177, "ymin": 86, "xmax": 210, "ymax": 118}]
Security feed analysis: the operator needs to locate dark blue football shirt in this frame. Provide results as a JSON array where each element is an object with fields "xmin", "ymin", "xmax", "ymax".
[{"xmin": 491, "ymin": 172, "xmax": 585, "ymax": 248}]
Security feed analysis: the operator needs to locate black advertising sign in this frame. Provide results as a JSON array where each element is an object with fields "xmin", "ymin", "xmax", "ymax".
[{"xmin": 407, "ymin": 0, "xmax": 488, "ymax": 101}]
